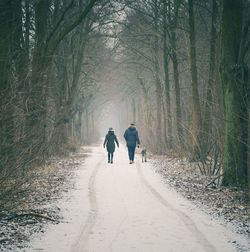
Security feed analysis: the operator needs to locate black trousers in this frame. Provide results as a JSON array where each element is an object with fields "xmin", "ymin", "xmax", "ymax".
[{"xmin": 108, "ymin": 152, "xmax": 114, "ymax": 161}]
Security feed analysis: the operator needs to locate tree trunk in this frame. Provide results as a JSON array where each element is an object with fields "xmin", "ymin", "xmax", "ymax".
[
  {"xmin": 138, "ymin": 78, "xmax": 154, "ymax": 148},
  {"xmin": 132, "ymin": 98, "xmax": 136, "ymax": 124},
  {"xmin": 153, "ymin": 0, "xmax": 163, "ymax": 154},
  {"xmin": 248, "ymin": 108, "xmax": 250, "ymax": 196},
  {"xmin": 221, "ymin": 0, "xmax": 247, "ymax": 186},
  {"xmin": 0, "ymin": 0, "xmax": 11, "ymax": 93},
  {"xmin": 77, "ymin": 111, "xmax": 83, "ymax": 144},
  {"xmin": 188, "ymin": 0, "xmax": 202, "ymax": 160},
  {"xmin": 25, "ymin": 0, "xmax": 51, "ymax": 164},
  {"xmin": 163, "ymin": 0, "xmax": 172, "ymax": 149},
  {"xmin": 168, "ymin": 0, "xmax": 183, "ymax": 151},
  {"xmin": 0, "ymin": 0, "xmax": 32, "ymax": 175},
  {"xmin": 0, "ymin": 0, "xmax": 21, "ymax": 172},
  {"xmin": 171, "ymin": 32, "xmax": 183, "ymax": 148},
  {"xmin": 86, "ymin": 107, "xmax": 90, "ymax": 144},
  {"xmin": 202, "ymin": 0, "xmax": 218, "ymax": 161}
]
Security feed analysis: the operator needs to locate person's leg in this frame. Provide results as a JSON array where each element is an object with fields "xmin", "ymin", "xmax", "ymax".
[
  {"xmin": 108, "ymin": 152, "xmax": 111, "ymax": 163},
  {"xmin": 131, "ymin": 146, "xmax": 136, "ymax": 162},
  {"xmin": 128, "ymin": 147, "xmax": 132, "ymax": 163},
  {"xmin": 111, "ymin": 152, "xmax": 113, "ymax": 163}
]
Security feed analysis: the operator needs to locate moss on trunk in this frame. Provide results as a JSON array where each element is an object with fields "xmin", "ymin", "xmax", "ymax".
[{"xmin": 221, "ymin": 0, "xmax": 247, "ymax": 186}]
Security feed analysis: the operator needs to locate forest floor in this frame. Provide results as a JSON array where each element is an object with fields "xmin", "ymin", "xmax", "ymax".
[
  {"xmin": 151, "ymin": 156, "xmax": 250, "ymax": 239},
  {"xmin": 0, "ymin": 151, "xmax": 85, "ymax": 251},
  {"xmin": 0, "ymin": 144, "xmax": 249, "ymax": 251}
]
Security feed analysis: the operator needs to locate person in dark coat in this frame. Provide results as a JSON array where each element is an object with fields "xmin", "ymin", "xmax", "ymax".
[
  {"xmin": 123, "ymin": 123, "xmax": 140, "ymax": 164},
  {"xmin": 103, "ymin": 128, "xmax": 119, "ymax": 163}
]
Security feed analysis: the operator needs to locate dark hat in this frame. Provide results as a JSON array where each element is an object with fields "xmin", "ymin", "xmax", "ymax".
[{"xmin": 109, "ymin": 127, "xmax": 114, "ymax": 131}]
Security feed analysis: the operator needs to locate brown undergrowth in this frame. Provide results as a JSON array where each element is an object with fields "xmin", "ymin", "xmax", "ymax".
[
  {"xmin": 151, "ymin": 156, "xmax": 250, "ymax": 239},
  {"xmin": 0, "ymin": 148, "xmax": 88, "ymax": 251}
]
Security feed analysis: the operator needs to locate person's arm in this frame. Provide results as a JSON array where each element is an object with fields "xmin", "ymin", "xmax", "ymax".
[
  {"xmin": 115, "ymin": 135, "xmax": 119, "ymax": 147},
  {"xmin": 123, "ymin": 130, "xmax": 127, "ymax": 141},
  {"xmin": 103, "ymin": 135, "xmax": 107, "ymax": 148}
]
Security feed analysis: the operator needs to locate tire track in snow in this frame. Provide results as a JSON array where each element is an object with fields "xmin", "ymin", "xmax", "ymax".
[
  {"xmin": 136, "ymin": 161, "xmax": 217, "ymax": 252},
  {"xmin": 109, "ymin": 168, "xmax": 129, "ymax": 252},
  {"xmin": 71, "ymin": 157, "xmax": 104, "ymax": 252}
]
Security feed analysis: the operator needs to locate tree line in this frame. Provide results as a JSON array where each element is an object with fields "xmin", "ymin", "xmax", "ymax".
[
  {"xmin": 0, "ymin": 0, "xmax": 118, "ymax": 190},
  {"xmin": 114, "ymin": 0, "xmax": 250, "ymax": 189},
  {"xmin": 0, "ymin": 0, "xmax": 249, "ymax": 196}
]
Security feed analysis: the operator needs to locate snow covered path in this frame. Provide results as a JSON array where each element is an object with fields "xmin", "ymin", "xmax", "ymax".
[{"xmin": 28, "ymin": 144, "xmax": 249, "ymax": 252}]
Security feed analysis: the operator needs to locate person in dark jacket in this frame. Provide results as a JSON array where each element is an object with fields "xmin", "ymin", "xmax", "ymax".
[
  {"xmin": 103, "ymin": 128, "xmax": 119, "ymax": 163},
  {"xmin": 123, "ymin": 123, "xmax": 140, "ymax": 164}
]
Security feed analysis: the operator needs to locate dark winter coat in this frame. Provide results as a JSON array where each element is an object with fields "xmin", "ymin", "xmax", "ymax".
[
  {"xmin": 104, "ymin": 131, "xmax": 119, "ymax": 152},
  {"xmin": 123, "ymin": 126, "xmax": 140, "ymax": 147}
]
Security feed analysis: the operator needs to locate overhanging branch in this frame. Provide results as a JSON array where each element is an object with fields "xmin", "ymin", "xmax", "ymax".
[{"xmin": 48, "ymin": 0, "xmax": 99, "ymax": 54}]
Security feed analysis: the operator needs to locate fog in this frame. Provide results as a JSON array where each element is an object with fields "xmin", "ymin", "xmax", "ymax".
[{"xmin": 97, "ymin": 102, "xmax": 125, "ymax": 138}]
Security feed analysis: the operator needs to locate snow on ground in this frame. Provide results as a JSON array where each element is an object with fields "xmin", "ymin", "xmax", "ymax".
[{"xmin": 26, "ymin": 144, "xmax": 250, "ymax": 252}]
